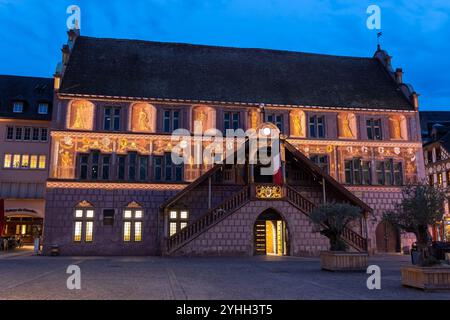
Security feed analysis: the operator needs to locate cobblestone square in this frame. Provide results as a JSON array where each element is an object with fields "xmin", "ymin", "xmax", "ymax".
[{"xmin": 1, "ymin": 253, "xmax": 449, "ymax": 300}]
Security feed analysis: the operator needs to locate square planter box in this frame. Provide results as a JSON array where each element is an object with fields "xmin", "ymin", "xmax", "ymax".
[
  {"xmin": 320, "ymin": 251, "xmax": 368, "ymax": 271},
  {"xmin": 401, "ymin": 266, "xmax": 450, "ymax": 291}
]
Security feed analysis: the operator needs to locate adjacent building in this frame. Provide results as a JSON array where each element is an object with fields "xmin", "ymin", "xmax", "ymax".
[
  {"xmin": 0, "ymin": 75, "xmax": 53, "ymax": 243},
  {"xmin": 421, "ymin": 111, "xmax": 450, "ymax": 242},
  {"xmin": 43, "ymin": 30, "xmax": 424, "ymax": 256}
]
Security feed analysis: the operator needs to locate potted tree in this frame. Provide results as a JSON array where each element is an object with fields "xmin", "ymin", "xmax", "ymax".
[
  {"xmin": 384, "ymin": 182, "xmax": 450, "ymax": 290},
  {"xmin": 310, "ymin": 202, "xmax": 368, "ymax": 271}
]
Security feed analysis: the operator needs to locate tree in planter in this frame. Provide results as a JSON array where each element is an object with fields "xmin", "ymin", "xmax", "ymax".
[
  {"xmin": 383, "ymin": 182, "xmax": 446, "ymax": 267},
  {"xmin": 310, "ymin": 202, "xmax": 362, "ymax": 251}
]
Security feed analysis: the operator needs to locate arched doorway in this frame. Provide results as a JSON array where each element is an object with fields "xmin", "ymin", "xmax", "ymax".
[
  {"xmin": 254, "ymin": 209, "xmax": 289, "ymax": 256},
  {"xmin": 375, "ymin": 221, "xmax": 400, "ymax": 253}
]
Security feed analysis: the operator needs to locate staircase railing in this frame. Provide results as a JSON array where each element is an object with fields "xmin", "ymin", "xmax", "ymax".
[
  {"xmin": 285, "ymin": 185, "xmax": 367, "ymax": 252},
  {"xmin": 167, "ymin": 185, "xmax": 251, "ymax": 253}
]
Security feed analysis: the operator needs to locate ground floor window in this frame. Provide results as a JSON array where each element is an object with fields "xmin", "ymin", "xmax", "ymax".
[
  {"xmin": 168, "ymin": 210, "xmax": 188, "ymax": 236},
  {"xmin": 74, "ymin": 202, "xmax": 95, "ymax": 243},
  {"xmin": 123, "ymin": 203, "xmax": 143, "ymax": 242}
]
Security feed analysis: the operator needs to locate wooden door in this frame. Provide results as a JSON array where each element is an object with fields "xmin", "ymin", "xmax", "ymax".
[{"xmin": 254, "ymin": 221, "xmax": 266, "ymax": 255}]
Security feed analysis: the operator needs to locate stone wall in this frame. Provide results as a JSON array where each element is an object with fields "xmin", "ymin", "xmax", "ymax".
[
  {"xmin": 43, "ymin": 187, "xmax": 179, "ymax": 255},
  {"xmin": 173, "ymin": 200, "xmax": 330, "ymax": 256},
  {"xmin": 348, "ymin": 186, "xmax": 416, "ymax": 253}
]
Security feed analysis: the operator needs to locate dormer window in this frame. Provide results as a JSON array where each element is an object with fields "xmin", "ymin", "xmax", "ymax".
[
  {"xmin": 13, "ymin": 102, "xmax": 24, "ymax": 113},
  {"xmin": 38, "ymin": 103, "xmax": 49, "ymax": 114}
]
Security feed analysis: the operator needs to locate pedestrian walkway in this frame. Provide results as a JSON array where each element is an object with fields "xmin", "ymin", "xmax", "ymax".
[{"xmin": 0, "ymin": 246, "xmax": 35, "ymax": 259}]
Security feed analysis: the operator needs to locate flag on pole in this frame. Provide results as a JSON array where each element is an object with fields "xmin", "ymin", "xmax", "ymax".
[{"xmin": 273, "ymin": 143, "xmax": 283, "ymax": 186}]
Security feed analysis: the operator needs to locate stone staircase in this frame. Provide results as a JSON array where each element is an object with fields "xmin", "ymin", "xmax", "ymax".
[
  {"xmin": 166, "ymin": 185, "xmax": 251, "ymax": 254},
  {"xmin": 285, "ymin": 185, "xmax": 368, "ymax": 252}
]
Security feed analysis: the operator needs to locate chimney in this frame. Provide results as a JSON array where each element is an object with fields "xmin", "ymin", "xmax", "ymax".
[
  {"xmin": 62, "ymin": 45, "xmax": 70, "ymax": 65},
  {"xmin": 395, "ymin": 68, "xmax": 403, "ymax": 84}
]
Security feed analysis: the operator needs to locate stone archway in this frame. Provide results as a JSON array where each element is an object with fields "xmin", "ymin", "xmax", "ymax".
[
  {"xmin": 254, "ymin": 208, "xmax": 289, "ymax": 256},
  {"xmin": 375, "ymin": 221, "xmax": 400, "ymax": 253}
]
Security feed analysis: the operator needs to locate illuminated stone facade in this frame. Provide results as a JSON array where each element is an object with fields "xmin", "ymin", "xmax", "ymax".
[{"xmin": 43, "ymin": 31, "xmax": 424, "ymax": 256}]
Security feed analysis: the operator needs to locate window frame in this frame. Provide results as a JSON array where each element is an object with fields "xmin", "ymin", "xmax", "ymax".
[
  {"xmin": 103, "ymin": 106, "xmax": 121, "ymax": 131},
  {"xmin": 123, "ymin": 207, "xmax": 144, "ymax": 242},
  {"xmin": 308, "ymin": 115, "xmax": 326, "ymax": 138},
  {"xmin": 366, "ymin": 118, "xmax": 383, "ymax": 140},
  {"xmin": 73, "ymin": 206, "xmax": 95, "ymax": 243},
  {"xmin": 168, "ymin": 209, "xmax": 189, "ymax": 237},
  {"xmin": 12, "ymin": 101, "xmax": 24, "ymax": 113},
  {"xmin": 37, "ymin": 103, "xmax": 49, "ymax": 115},
  {"xmin": 344, "ymin": 158, "xmax": 372, "ymax": 185}
]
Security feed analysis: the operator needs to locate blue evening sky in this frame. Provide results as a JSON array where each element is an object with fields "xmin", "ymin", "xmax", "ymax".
[{"xmin": 0, "ymin": 0, "xmax": 449, "ymax": 110}]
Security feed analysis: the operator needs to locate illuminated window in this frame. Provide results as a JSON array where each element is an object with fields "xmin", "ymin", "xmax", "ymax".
[
  {"xmin": 30, "ymin": 155, "xmax": 38, "ymax": 169},
  {"xmin": 3, "ymin": 154, "xmax": 12, "ymax": 168},
  {"xmin": 123, "ymin": 205, "xmax": 144, "ymax": 242},
  {"xmin": 85, "ymin": 221, "xmax": 93, "ymax": 242},
  {"xmin": 21, "ymin": 155, "xmax": 29, "ymax": 168},
  {"xmin": 38, "ymin": 155, "xmax": 46, "ymax": 169},
  {"xmin": 13, "ymin": 155, "xmax": 21, "ymax": 168},
  {"xmin": 168, "ymin": 210, "xmax": 189, "ymax": 237},
  {"xmin": 74, "ymin": 221, "xmax": 82, "ymax": 242},
  {"xmin": 38, "ymin": 103, "xmax": 48, "ymax": 114},
  {"xmin": 169, "ymin": 222, "xmax": 177, "ymax": 237},
  {"xmin": 13, "ymin": 102, "xmax": 23, "ymax": 113},
  {"xmin": 21, "ymin": 225, "xmax": 26, "ymax": 235},
  {"xmin": 124, "ymin": 210, "xmax": 132, "ymax": 219},
  {"xmin": 134, "ymin": 222, "xmax": 142, "ymax": 242},
  {"xmin": 124, "ymin": 221, "xmax": 131, "ymax": 242},
  {"xmin": 438, "ymin": 173, "xmax": 443, "ymax": 186},
  {"xmin": 73, "ymin": 203, "xmax": 94, "ymax": 243}
]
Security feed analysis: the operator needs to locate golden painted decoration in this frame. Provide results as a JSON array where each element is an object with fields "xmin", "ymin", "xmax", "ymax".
[
  {"xmin": 256, "ymin": 185, "xmax": 282, "ymax": 199},
  {"xmin": 68, "ymin": 100, "xmax": 94, "ymax": 130},
  {"xmin": 338, "ymin": 113, "xmax": 356, "ymax": 138},
  {"xmin": 290, "ymin": 110, "xmax": 306, "ymax": 137},
  {"xmin": 131, "ymin": 103, "xmax": 155, "ymax": 133}
]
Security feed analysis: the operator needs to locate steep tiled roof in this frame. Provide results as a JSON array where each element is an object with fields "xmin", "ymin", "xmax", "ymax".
[
  {"xmin": 0, "ymin": 75, "xmax": 53, "ymax": 121},
  {"xmin": 60, "ymin": 36, "xmax": 413, "ymax": 110}
]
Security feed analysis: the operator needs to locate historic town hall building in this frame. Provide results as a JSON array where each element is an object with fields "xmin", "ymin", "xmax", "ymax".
[{"xmin": 42, "ymin": 29, "xmax": 424, "ymax": 256}]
